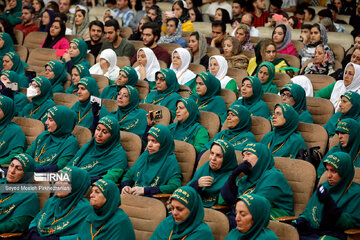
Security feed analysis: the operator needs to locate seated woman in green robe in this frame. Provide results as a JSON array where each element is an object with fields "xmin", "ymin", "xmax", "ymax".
[
  {"xmin": 318, "ymin": 119, "xmax": 360, "ymax": 178},
  {"xmin": 233, "ymin": 76, "xmax": 270, "ymax": 119},
  {"xmin": 280, "ymin": 83, "xmax": 313, "ymax": 123},
  {"xmin": 61, "ymin": 38, "xmax": 90, "ymax": 74},
  {"xmin": 109, "ymin": 85, "xmax": 147, "ymax": 137},
  {"xmin": 24, "ymin": 166, "xmax": 92, "ymax": 240},
  {"xmin": 44, "ymin": 60, "xmax": 68, "ymax": 93},
  {"xmin": 2, "ymin": 52, "xmax": 29, "ymax": 88},
  {"xmin": 221, "ymin": 143, "xmax": 294, "ymax": 229},
  {"xmin": 0, "ymin": 153, "xmax": 40, "ymax": 234},
  {"xmin": 19, "ymin": 76, "xmax": 56, "ymax": 124},
  {"xmin": 168, "ymin": 98, "xmax": 209, "ymax": 154},
  {"xmin": 0, "ymin": 70, "xmax": 28, "ymax": 115},
  {"xmin": 292, "ymin": 152, "xmax": 360, "ymax": 240},
  {"xmin": 26, "ymin": 105, "xmax": 78, "ymax": 172},
  {"xmin": 189, "ymin": 72, "xmax": 227, "ymax": 118},
  {"xmin": 261, "ymin": 103, "xmax": 306, "ymax": 158},
  {"xmin": 71, "ymin": 76, "xmax": 110, "ymax": 129},
  {"xmin": 65, "ymin": 64, "xmax": 91, "ymax": 95},
  {"xmin": 141, "ymin": 68, "xmax": 182, "ymax": 120},
  {"xmin": 189, "ymin": 139, "xmax": 238, "ymax": 207},
  {"xmin": 225, "ymin": 194, "xmax": 278, "ymax": 240},
  {"xmin": 324, "ymin": 91, "xmax": 360, "ymax": 137},
  {"xmin": 0, "ymin": 0, "xmax": 22, "ymax": 26},
  {"xmin": 256, "ymin": 61, "xmax": 278, "ymax": 94},
  {"xmin": 78, "ymin": 179, "xmax": 135, "ymax": 240},
  {"xmin": 68, "ymin": 116, "xmax": 127, "ymax": 183},
  {"xmin": 101, "ymin": 66, "xmax": 138, "ymax": 100},
  {"xmin": 203, "ymin": 104, "xmax": 256, "ymax": 152},
  {"xmin": 0, "ymin": 96, "xmax": 26, "ymax": 165},
  {"xmin": 121, "ymin": 125, "xmax": 182, "ymax": 196},
  {"xmin": 150, "ymin": 186, "xmax": 214, "ymax": 240},
  {"xmin": 0, "ymin": 32, "xmax": 15, "ymax": 67}
]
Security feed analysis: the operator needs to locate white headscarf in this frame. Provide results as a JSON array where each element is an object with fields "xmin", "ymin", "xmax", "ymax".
[
  {"xmin": 209, "ymin": 55, "xmax": 233, "ymax": 89},
  {"xmin": 290, "ymin": 75, "xmax": 314, "ymax": 97},
  {"xmin": 170, "ymin": 48, "xmax": 196, "ymax": 85},
  {"xmin": 89, "ymin": 49, "xmax": 120, "ymax": 83},
  {"xmin": 135, "ymin": 47, "xmax": 160, "ymax": 82},
  {"xmin": 330, "ymin": 62, "xmax": 360, "ymax": 111}
]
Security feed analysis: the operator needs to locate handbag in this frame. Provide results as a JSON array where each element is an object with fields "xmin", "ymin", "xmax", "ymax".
[{"xmin": 296, "ymin": 146, "xmax": 322, "ymax": 170}]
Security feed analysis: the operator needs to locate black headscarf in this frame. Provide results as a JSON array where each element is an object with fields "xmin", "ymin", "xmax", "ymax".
[{"xmin": 42, "ymin": 20, "xmax": 66, "ymax": 49}]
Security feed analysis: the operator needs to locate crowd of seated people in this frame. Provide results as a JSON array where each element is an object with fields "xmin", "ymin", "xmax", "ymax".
[{"xmin": 1, "ymin": 0, "xmax": 360, "ymax": 239}]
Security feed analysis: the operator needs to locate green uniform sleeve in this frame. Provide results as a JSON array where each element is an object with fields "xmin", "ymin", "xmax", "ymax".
[
  {"xmin": 225, "ymin": 79, "xmax": 238, "ymax": 95},
  {"xmin": 159, "ymin": 174, "xmax": 182, "ymax": 194},
  {"xmin": 56, "ymin": 156, "xmax": 74, "ymax": 170},
  {"xmin": 314, "ymin": 82, "xmax": 336, "ymax": 99},
  {"xmin": 191, "ymin": 127, "xmax": 210, "ymax": 154},
  {"xmin": 335, "ymin": 212, "xmax": 358, "ymax": 230},
  {"xmin": 0, "ymin": 216, "xmax": 33, "ymax": 234},
  {"xmin": 102, "ymin": 168, "xmax": 125, "ymax": 183},
  {"xmin": 121, "ymin": 169, "xmax": 134, "ymax": 184},
  {"xmin": 59, "ymin": 234, "xmax": 78, "ymax": 240},
  {"xmin": 1, "ymin": 12, "xmax": 21, "ymax": 26},
  {"xmin": 26, "ymin": 141, "xmax": 36, "ymax": 157},
  {"xmin": 0, "ymin": 147, "xmax": 24, "ymax": 166}
]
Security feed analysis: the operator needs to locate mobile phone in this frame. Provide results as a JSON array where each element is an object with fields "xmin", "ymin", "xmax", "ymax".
[
  {"xmin": 150, "ymin": 110, "xmax": 162, "ymax": 121},
  {"xmin": 90, "ymin": 95, "xmax": 102, "ymax": 107},
  {"xmin": 25, "ymin": 70, "xmax": 37, "ymax": 80},
  {"xmin": 165, "ymin": 11, "xmax": 175, "ymax": 18},
  {"xmin": 273, "ymin": 14, "xmax": 283, "ymax": 21},
  {"xmin": 56, "ymin": 49, "xmax": 67, "ymax": 57},
  {"xmin": 6, "ymin": 82, "xmax": 18, "ymax": 91}
]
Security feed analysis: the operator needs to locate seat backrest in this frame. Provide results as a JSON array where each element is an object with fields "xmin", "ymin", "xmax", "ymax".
[
  {"xmin": 174, "ymin": 140, "xmax": 196, "ymax": 185},
  {"xmin": 27, "ymin": 48, "xmax": 60, "ymax": 73},
  {"xmin": 12, "ymin": 117, "xmax": 44, "ymax": 147},
  {"xmin": 274, "ymin": 157, "xmax": 316, "ymax": 216},
  {"xmin": 53, "ymin": 93, "xmax": 78, "ymax": 108},
  {"xmin": 120, "ymin": 26, "xmax": 133, "ymax": 39},
  {"xmin": 199, "ymin": 111, "xmax": 220, "ymax": 140},
  {"xmin": 188, "ymin": 63, "xmax": 206, "ymax": 74},
  {"xmin": 129, "ymin": 40, "xmax": 144, "ymax": 52},
  {"xmin": 328, "ymin": 43, "xmax": 345, "ymax": 63},
  {"xmin": 219, "ymin": 89, "xmax": 237, "ymax": 108},
  {"xmin": 135, "ymin": 80, "xmax": 149, "ymax": 101},
  {"xmin": 306, "ymin": 97, "xmax": 334, "ymax": 126},
  {"xmin": 86, "ymin": 53, "xmax": 95, "ymax": 67},
  {"xmin": 250, "ymin": 116, "xmax": 272, "ymax": 142},
  {"xmin": 278, "ymin": 54, "xmax": 300, "ymax": 69},
  {"xmin": 268, "ymin": 220, "xmax": 300, "ymax": 240},
  {"xmin": 14, "ymin": 29, "xmax": 24, "ymax": 45},
  {"xmin": 328, "ymin": 134, "xmax": 339, "ymax": 150},
  {"xmin": 207, "ymin": 46, "xmax": 221, "ymax": 57},
  {"xmin": 262, "ymin": 93, "xmax": 281, "ymax": 113},
  {"xmin": 227, "ymin": 67, "xmax": 248, "ymax": 92},
  {"xmin": 273, "ymin": 72, "xmax": 291, "ymax": 91},
  {"xmin": 138, "ymin": 103, "xmax": 171, "ymax": 126},
  {"xmin": 64, "ymin": 35, "xmax": 79, "ymax": 43},
  {"xmin": 203, "ymin": 208, "xmax": 230, "ymax": 240},
  {"xmin": 304, "ymin": 74, "xmax": 335, "ymax": 96},
  {"xmin": 158, "ymin": 43, "xmax": 182, "ymax": 55},
  {"xmin": 159, "ymin": 60, "xmax": 167, "ymax": 69},
  {"xmin": 117, "ymin": 56, "xmax": 131, "ymax": 68},
  {"xmin": 102, "ymin": 99, "xmax": 117, "ymax": 112},
  {"xmin": 297, "ymin": 122, "xmax": 328, "ymax": 157},
  {"xmin": 23, "ymin": 32, "xmax": 47, "ymax": 51},
  {"xmin": 91, "ymin": 74, "xmax": 109, "ymax": 94},
  {"xmin": 120, "ymin": 131, "xmax": 142, "ymax": 168},
  {"xmin": 178, "ymin": 85, "xmax": 192, "ymax": 98},
  {"xmin": 14, "ymin": 45, "xmax": 29, "ymax": 62},
  {"xmin": 243, "ymin": 50, "xmax": 255, "ymax": 59},
  {"xmin": 292, "ymin": 40, "xmax": 304, "ymax": 53},
  {"xmin": 120, "ymin": 194, "xmax": 167, "ymax": 240},
  {"xmin": 72, "ymin": 125, "xmax": 92, "ymax": 148}
]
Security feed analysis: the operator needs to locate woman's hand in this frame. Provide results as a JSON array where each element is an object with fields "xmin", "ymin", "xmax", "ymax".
[
  {"xmin": 198, "ymin": 176, "xmax": 214, "ymax": 188},
  {"xmin": 131, "ymin": 186, "xmax": 145, "ymax": 196},
  {"xmin": 146, "ymin": 111, "xmax": 156, "ymax": 126},
  {"xmin": 62, "ymin": 51, "xmax": 71, "ymax": 63},
  {"xmin": 121, "ymin": 186, "xmax": 132, "ymax": 194},
  {"xmin": 138, "ymin": 65, "xmax": 146, "ymax": 80}
]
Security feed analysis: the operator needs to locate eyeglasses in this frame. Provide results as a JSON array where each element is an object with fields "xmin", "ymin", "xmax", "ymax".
[
  {"xmin": 117, "ymin": 93, "xmax": 129, "ymax": 98},
  {"xmin": 155, "ymin": 76, "xmax": 165, "ymax": 81},
  {"xmin": 272, "ymin": 111, "xmax": 283, "ymax": 117},
  {"xmin": 280, "ymin": 93, "xmax": 293, "ymax": 99}
]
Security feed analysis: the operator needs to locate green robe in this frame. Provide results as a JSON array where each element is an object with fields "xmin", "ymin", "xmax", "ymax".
[
  {"xmin": 189, "ymin": 139, "xmax": 238, "ymax": 207},
  {"xmin": 0, "ymin": 0, "xmax": 22, "ymax": 26},
  {"xmin": 100, "ymin": 66, "xmax": 138, "ymax": 100},
  {"xmin": 203, "ymin": 104, "xmax": 256, "ymax": 152},
  {"xmin": 0, "ymin": 95, "xmax": 26, "ymax": 165},
  {"xmin": 236, "ymin": 76, "xmax": 271, "ymax": 119},
  {"xmin": 26, "ymin": 105, "xmax": 78, "ymax": 169},
  {"xmin": 46, "ymin": 60, "xmax": 68, "ymax": 93},
  {"xmin": 78, "ymin": 179, "xmax": 135, "ymax": 240},
  {"xmin": 261, "ymin": 103, "xmax": 306, "ymax": 158},
  {"xmin": 109, "ymin": 85, "xmax": 148, "ymax": 137},
  {"xmin": 256, "ymin": 61, "xmax": 279, "ymax": 94},
  {"xmin": 68, "ymin": 116, "xmax": 127, "ymax": 178},
  {"xmin": 0, "ymin": 33, "xmax": 15, "ymax": 67},
  {"xmin": 19, "ymin": 76, "xmax": 56, "ymax": 124},
  {"xmin": 168, "ymin": 98, "xmax": 209, "ymax": 153},
  {"xmin": 65, "ymin": 64, "xmax": 91, "ymax": 95},
  {"xmin": 225, "ymin": 194, "xmax": 278, "ymax": 240},
  {"xmin": 141, "ymin": 68, "xmax": 182, "ymax": 119},
  {"xmin": 4, "ymin": 52, "xmax": 29, "ymax": 88},
  {"xmin": 324, "ymin": 91, "xmax": 360, "ymax": 136},
  {"xmin": 63, "ymin": 38, "xmax": 90, "ymax": 69},
  {"xmin": 300, "ymin": 152, "xmax": 360, "ymax": 238},
  {"xmin": 281, "ymin": 83, "xmax": 313, "ymax": 123},
  {"xmin": 150, "ymin": 186, "xmax": 214, "ymax": 240},
  {"xmin": 237, "ymin": 143, "xmax": 294, "ymax": 218},
  {"xmin": 189, "ymin": 72, "xmax": 227, "ymax": 117}
]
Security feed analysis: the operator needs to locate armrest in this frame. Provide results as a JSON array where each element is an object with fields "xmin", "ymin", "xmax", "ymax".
[
  {"xmin": 345, "ymin": 229, "xmax": 360, "ymax": 235},
  {"xmin": 152, "ymin": 193, "xmax": 172, "ymax": 199},
  {"xmin": 211, "ymin": 205, "xmax": 230, "ymax": 210},
  {"xmin": 275, "ymin": 216, "xmax": 297, "ymax": 223},
  {"xmin": 0, "ymin": 232, "xmax": 23, "ymax": 239}
]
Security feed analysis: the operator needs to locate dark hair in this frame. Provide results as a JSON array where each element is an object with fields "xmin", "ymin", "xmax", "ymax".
[
  {"xmin": 141, "ymin": 22, "xmax": 161, "ymax": 41},
  {"xmin": 105, "ymin": 0, "xmax": 116, "ymax": 5},
  {"xmin": 190, "ymin": 31, "xmax": 200, "ymax": 40},
  {"xmin": 305, "ymin": 7, "xmax": 315, "ymax": 20},
  {"xmin": 212, "ymin": 20, "xmax": 226, "ymax": 33},
  {"xmin": 23, "ymin": 5, "xmax": 35, "ymax": 14},
  {"xmin": 189, "ymin": 7, "xmax": 202, "ymax": 22},
  {"xmin": 46, "ymin": 1, "xmax": 59, "ymax": 13},
  {"xmin": 318, "ymin": 9, "xmax": 333, "ymax": 20},
  {"xmin": 167, "ymin": 18, "xmax": 180, "ymax": 28},
  {"xmin": 301, "ymin": 23, "xmax": 312, "ymax": 30},
  {"xmin": 39, "ymin": 9, "xmax": 56, "ymax": 32},
  {"xmin": 327, "ymin": 3, "xmax": 338, "ymax": 13},
  {"xmin": 89, "ymin": 20, "xmax": 104, "ymax": 31},
  {"xmin": 173, "ymin": 0, "xmax": 189, "ymax": 23},
  {"xmin": 215, "ymin": 8, "xmax": 231, "ymax": 24},
  {"xmin": 148, "ymin": 5, "xmax": 162, "ymax": 26},
  {"xmin": 129, "ymin": 0, "xmax": 142, "ymax": 11},
  {"xmin": 42, "ymin": 20, "xmax": 66, "ymax": 48},
  {"xmin": 294, "ymin": 8, "xmax": 305, "ymax": 15},
  {"xmin": 289, "ymin": 16, "xmax": 300, "ymax": 28},
  {"xmin": 0, "ymin": 18, "xmax": 17, "ymax": 44},
  {"xmin": 273, "ymin": 24, "xmax": 287, "ymax": 41},
  {"xmin": 270, "ymin": 0, "xmax": 283, "ymax": 9},
  {"xmin": 104, "ymin": 18, "xmax": 120, "ymax": 31},
  {"xmin": 55, "ymin": 12, "xmax": 67, "ymax": 22},
  {"xmin": 32, "ymin": 0, "xmax": 45, "ymax": 12},
  {"xmin": 75, "ymin": 9, "xmax": 86, "ymax": 18}
]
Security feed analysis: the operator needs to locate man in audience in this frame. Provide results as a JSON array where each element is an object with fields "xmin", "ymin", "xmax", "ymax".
[
  {"xmin": 14, "ymin": 6, "xmax": 38, "ymax": 37},
  {"xmin": 130, "ymin": 22, "xmax": 171, "ymax": 66},
  {"xmin": 100, "ymin": 19, "xmax": 135, "ymax": 58},
  {"xmin": 304, "ymin": 7, "xmax": 315, "ymax": 22},
  {"xmin": 281, "ymin": 0, "xmax": 296, "ymax": 12},
  {"xmin": 300, "ymin": 24, "xmax": 311, "ymax": 44},
  {"xmin": 250, "ymin": 0, "xmax": 269, "ymax": 27},
  {"xmin": 114, "ymin": 0, "xmax": 134, "ymax": 27},
  {"xmin": 327, "ymin": 4, "xmax": 347, "ymax": 24},
  {"xmin": 59, "ymin": 0, "xmax": 72, "ymax": 24},
  {"xmin": 232, "ymin": 0, "xmax": 243, "ymax": 21},
  {"xmin": 241, "ymin": 13, "xmax": 260, "ymax": 37},
  {"xmin": 294, "ymin": 8, "xmax": 305, "ymax": 25},
  {"xmin": 86, "ymin": 20, "xmax": 105, "ymax": 59},
  {"xmin": 129, "ymin": 0, "xmax": 155, "ymax": 29},
  {"xmin": 318, "ymin": 9, "xmax": 345, "ymax": 32},
  {"xmin": 105, "ymin": 0, "xmax": 117, "ymax": 10},
  {"xmin": 205, "ymin": 0, "xmax": 232, "ymax": 18},
  {"xmin": 206, "ymin": 21, "xmax": 226, "ymax": 53},
  {"xmin": 268, "ymin": 0, "xmax": 288, "ymax": 16}
]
